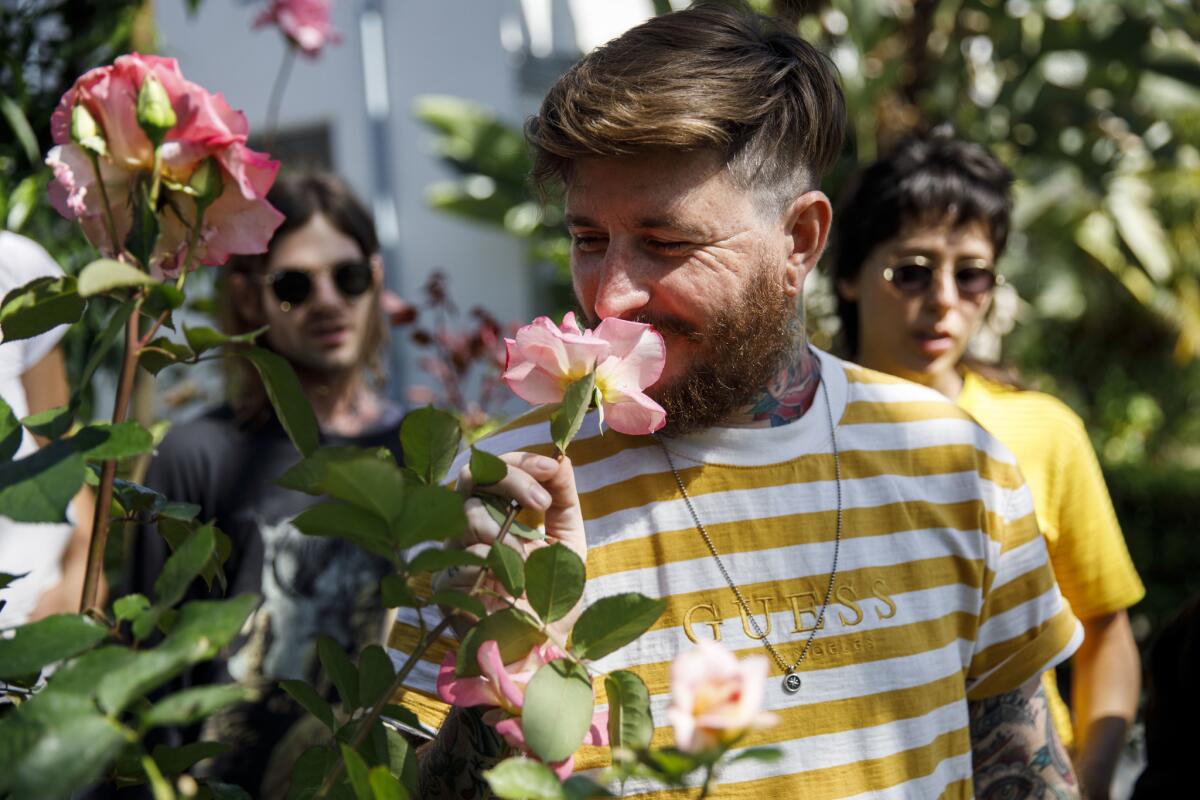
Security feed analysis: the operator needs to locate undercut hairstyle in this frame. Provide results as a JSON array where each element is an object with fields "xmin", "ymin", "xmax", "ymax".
[
  {"xmin": 221, "ymin": 170, "xmax": 385, "ymax": 423},
  {"xmin": 830, "ymin": 128, "xmax": 1014, "ymax": 357},
  {"xmin": 526, "ymin": 2, "xmax": 846, "ymax": 215}
]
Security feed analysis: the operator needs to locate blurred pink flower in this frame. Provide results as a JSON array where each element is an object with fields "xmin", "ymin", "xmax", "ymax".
[
  {"xmin": 254, "ymin": 0, "xmax": 342, "ymax": 57},
  {"xmin": 502, "ymin": 312, "xmax": 667, "ymax": 435},
  {"xmin": 666, "ymin": 641, "xmax": 779, "ymax": 754},
  {"xmin": 437, "ymin": 639, "xmax": 608, "ymax": 778},
  {"xmin": 46, "ymin": 53, "xmax": 283, "ymax": 272}
]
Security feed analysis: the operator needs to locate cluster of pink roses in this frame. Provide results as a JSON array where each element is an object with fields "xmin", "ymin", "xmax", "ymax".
[
  {"xmin": 502, "ymin": 312, "xmax": 668, "ymax": 436},
  {"xmin": 46, "ymin": 54, "xmax": 283, "ymax": 273}
]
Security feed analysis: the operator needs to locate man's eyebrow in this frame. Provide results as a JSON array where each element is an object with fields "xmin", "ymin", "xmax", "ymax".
[
  {"xmin": 637, "ymin": 216, "xmax": 708, "ymax": 239},
  {"xmin": 564, "ymin": 214, "xmax": 596, "ymax": 229}
]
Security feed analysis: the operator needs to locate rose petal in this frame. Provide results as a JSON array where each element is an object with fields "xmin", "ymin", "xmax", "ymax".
[
  {"xmin": 492, "ymin": 716, "xmax": 527, "ymax": 750},
  {"xmin": 598, "ymin": 387, "xmax": 666, "ymax": 436},
  {"xmin": 502, "ymin": 361, "xmax": 568, "ymax": 405},
  {"xmin": 594, "ymin": 317, "xmax": 666, "ymax": 389},
  {"xmin": 477, "ymin": 640, "xmax": 526, "ymax": 711},
  {"xmin": 436, "ymin": 651, "xmax": 500, "ymax": 708}
]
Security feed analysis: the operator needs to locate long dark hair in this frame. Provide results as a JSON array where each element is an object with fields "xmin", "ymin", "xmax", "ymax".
[
  {"xmin": 830, "ymin": 128, "xmax": 1013, "ymax": 367},
  {"xmin": 221, "ymin": 170, "xmax": 384, "ymax": 422}
]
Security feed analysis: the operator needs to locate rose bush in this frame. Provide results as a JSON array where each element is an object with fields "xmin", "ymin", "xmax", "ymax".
[
  {"xmin": 255, "ymin": 0, "xmax": 341, "ymax": 57},
  {"xmin": 45, "ymin": 53, "xmax": 283, "ymax": 273},
  {"xmin": 503, "ymin": 312, "xmax": 667, "ymax": 435}
]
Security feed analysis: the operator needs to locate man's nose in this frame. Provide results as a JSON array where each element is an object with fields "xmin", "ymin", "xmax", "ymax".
[
  {"xmin": 309, "ymin": 271, "xmax": 344, "ymax": 308},
  {"xmin": 592, "ymin": 250, "xmax": 650, "ymax": 320}
]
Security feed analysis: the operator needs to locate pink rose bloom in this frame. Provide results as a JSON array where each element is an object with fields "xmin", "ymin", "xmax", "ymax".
[
  {"xmin": 254, "ymin": 0, "xmax": 342, "ymax": 57},
  {"xmin": 666, "ymin": 641, "xmax": 779, "ymax": 754},
  {"xmin": 437, "ymin": 640, "xmax": 608, "ymax": 779},
  {"xmin": 45, "ymin": 53, "xmax": 283, "ymax": 273},
  {"xmin": 502, "ymin": 312, "xmax": 667, "ymax": 436}
]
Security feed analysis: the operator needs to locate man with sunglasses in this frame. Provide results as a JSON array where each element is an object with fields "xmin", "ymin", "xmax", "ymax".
[
  {"xmin": 831, "ymin": 129, "xmax": 1144, "ymax": 799},
  {"xmin": 127, "ymin": 171, "xmax": 405, "ymax": 794}
]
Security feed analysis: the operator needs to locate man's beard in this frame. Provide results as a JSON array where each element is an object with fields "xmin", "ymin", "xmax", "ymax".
[{"xmin": 587, "ymin": 268, "xmax": 801, "ymax": 437}]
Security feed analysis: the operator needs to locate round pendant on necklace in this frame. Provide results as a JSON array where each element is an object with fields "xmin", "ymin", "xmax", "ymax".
[{"xmin": 783, "ymin": 672, "xmax": 802, "ymax": 694}]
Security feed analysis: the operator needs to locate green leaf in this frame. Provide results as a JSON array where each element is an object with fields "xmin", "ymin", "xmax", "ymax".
[
  {"xmin": 6, "ymin": 175, "xmax": 40, "ymax": 233},
  {"xmin": 407, "ymin": 548, "xmax": 485, "ymax": 574},
  {"xmin": 79, "ymin": 296, "xmax": 138, "ymax": 390},
  {"xmin": 183, "ymin": 324, "xmax": 231, "ymax": 354},
  {"xmin": 340, "ymin": 743, "xmax": 374, "ymax": 800},
  {"xmin": 113, "ymin": 593, "xmax": 151, "ymax": 622},
  {"xmin": 152, "ymin": 741, "xmax": 229, "ymax": 776},
  {"xmin": 525, "ymin": 543, "xmax": 585, "ymax": 624},
  {"xmin": 288, "ymin": 746, "xmax": 338, "ymax": 800},
  {"xmin": 0, "ymin": 614, "xmax": 108, "ymax": 679},
  {"xmin": 604, "ymin": 670, "xmax": 653, "ymax": 750},
  {"xmin": 0, "ymin": 395, "xmax": 21, "ymax": 460},
  {"xmin": 77, "ymin": 258, "xmax": 157, "ymax": 297},
  {"xmin": 0, "ymin": 571, "xmax": 28, "ymax": 590},
  {"xmin": 141, "ymin": 684, "xmax": 255, "ymax": 729},
  {"xmin": 359, "ymin": 645, "xmax": 396, "ymax": 708},
  {"xmin": 204, "ymin": 780, "xmax": 254, "ymax": 800},
  {"xmin": 318, "ymin": 635, "xmax": 360, "ymax": 710},
  {"xmin": 292, "ymin": 502, "xmax": 395, "ymax": 562},
  {"xmin": 570, "ymin": 593, "xmax": 667, "ymax": 661},
  {"xmin": 0, "ymin": 438, "xmax": 87, "ymax": 522},
  {"xmin": 430, "ymin": 590, "xmax": 486, "ymax": 620},
  {"xmin": 158, "ymin": 501, "xmax": 201, "ymax": 521},
  {"xmin": 278, "ymin": 447, "xmax": 406, "ymax": 523},
  {"xmin": 153, "ymin": 524, "xmax": 216, "ymax": 608},
  {"xmin": 76, "ymin": 420, "xmax": 155, "ymax": 461},
  {"xmin": 383, "ymin": 704, "xmax": 433, "ymax": 739},
  {"xmin": 550, "ymin": 372, "xmax": 595, "ymax": 455},
  {"xmin": 0, "ymin": 710, "xmax": 128, "ymax": 797},
  {"xmin": 455, "ymin": 607, "xmax": 545, "ymax": 678},
  {"xmin": 240, "ymin": 347, "xmax": 320, "ymax": 456},
  {"xmin": 139, "ymin": 336, "xmax": 194, "ymax": 376},
  {"xmin": 0, "ymin": 94, "xmax": 39, "ymax": 165},
  {"xmin": 143, "ymin": 282, "xmax": 186, "ymax": 315},
  {"xmin": 469, "ymin": 447, "xmax": 507, "ymax": 485},
  {"xmin": 20, "ymin": 403, "xmax": 75, "ymax": 440},
  {"xmin": 125, "ymin": 180, "xmax": 160, "ymax": 271},
  {"xmin": 0, "ymin": 275, "xmax": 84, "ymax": 342},
  {"xmin": 400, "ymin": 406, "xmax": 461, "ymax": 485},
  {"xmin": 521, "ymin": 659, "xmax": 595, "ymax": 763},
  {"xmin": 368, "ymin": 766, "xmax": 409, "ymax": 800},
  {"xmin": 281, "ymin": 679, "xmax": 337, "ymax": 731},
  {"xmin": 480, "ymin": 494, "xmax": 544, "ymax": 541},
  {"xmin": 487, "ymin": 540, "xmax": 526, "ymax": 596},
  {"xmin": 392, "ymin": 484, "xmax": 467, "ymax": 549},
  {"xmin": 483, "ymin": 757, "xmax": 565, "ymax": 800},
  {"xmin": 379, "ymin": 575, "xmax": 421, "ymax": 609},
  {"xmin": 729, "ymin": 746, "xmax": 783, "ymax": 764},
  {"xmin": 562, "ymin": 775, "xmax": 614, "ymax": 800}
]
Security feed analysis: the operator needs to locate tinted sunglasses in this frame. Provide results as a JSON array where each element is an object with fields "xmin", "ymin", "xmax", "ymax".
[
  {"xmin": 882, "ymin": 255, "xmax": 1003, "ymax": 297},
  {"xmin": 261, "ymin": 260, "xmax": 374, "ymax": 309}
]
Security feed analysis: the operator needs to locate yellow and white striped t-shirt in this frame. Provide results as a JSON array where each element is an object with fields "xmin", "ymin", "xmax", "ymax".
[{"xmin": 387, "ymin": 349, "xmax": 1082, "ymax": 798}]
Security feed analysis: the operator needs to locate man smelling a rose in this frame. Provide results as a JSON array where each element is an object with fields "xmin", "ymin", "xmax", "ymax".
[{"xmin": 387, "ymin": 5, "xmax": 1083, "ymax": 798}]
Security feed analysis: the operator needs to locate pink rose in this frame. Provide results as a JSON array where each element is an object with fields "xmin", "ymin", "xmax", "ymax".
[
  {"xmin": 437, "ymin": 640, "xmax": 608, "ymax": 779},
  {"xmin": 46, "ymin": 53, "xmax": 283, "ymax": 272},
  {"xmin": 666, "ymin": 641, "xmax": 779, "ymax": 754},
  {"xmin": 254, "ymin": 0, "xmax": 342, "ymax": 57},
  {"xmin": 502, "ymin": 312, "xmax": 667, "ymax": 436}
]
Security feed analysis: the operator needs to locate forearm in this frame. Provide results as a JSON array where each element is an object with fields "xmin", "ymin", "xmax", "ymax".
[
  {"xmin": 1073, "ymin": 611, "xmax": 1140, "ymax": 799},
  {"xmin": 970, "ymin": 677, "xmax": 1079, "ymax": 799},
  {"xmin": 417, "ymin": 705, "xmax": 508, "ymax": 799}
]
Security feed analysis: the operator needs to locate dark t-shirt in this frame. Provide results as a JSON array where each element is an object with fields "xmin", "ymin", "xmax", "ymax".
[{"xmin": 129, "ymin": 404, "xmax": 404, "ymax": 795}]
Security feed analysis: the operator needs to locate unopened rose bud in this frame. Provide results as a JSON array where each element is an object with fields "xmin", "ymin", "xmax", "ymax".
[
  {"xmin": 70, "ymin": 104, "xmax": 107, "ymax": 156},
  {"xmin": 187, "ymin": 157, "xmax": 223, "ymax": 210},
  {"xmin": 136, "ymin": 73, "xmax": 176, "ymax": 146}
]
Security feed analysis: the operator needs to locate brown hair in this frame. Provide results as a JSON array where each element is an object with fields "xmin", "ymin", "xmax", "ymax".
[
  {"xmin": 221, "ymin": 170, "xmax": 386, "ymax": 423},
  {"xmin": 526, "ymin": 2, "xmax": 846, "ymax": 214}
]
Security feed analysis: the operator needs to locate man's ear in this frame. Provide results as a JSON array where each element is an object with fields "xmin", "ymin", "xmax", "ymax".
[
  {"xmin": 229, "ymin": 272, "xmax": 265, "ymax": 325},
  {"xmin": 782, "ymin": 191, "xmax": 832, "ymax": 298}
]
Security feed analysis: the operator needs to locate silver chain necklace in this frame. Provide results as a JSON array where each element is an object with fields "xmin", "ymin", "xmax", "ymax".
[{"xmin": 656, "ymin": 376, "xmax": 842, "ymax": 695}]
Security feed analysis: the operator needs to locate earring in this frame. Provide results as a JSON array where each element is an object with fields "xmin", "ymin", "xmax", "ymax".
[{"xmin": 280, "ymin": 301, "xmax": 292, "ymax": 313}]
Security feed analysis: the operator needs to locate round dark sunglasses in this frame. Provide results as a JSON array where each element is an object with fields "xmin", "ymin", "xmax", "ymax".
[
  {"xmin": 882, "ymin": 255, "xmax": 1003, "ymax": 297},
  {"xmin": 261, "ymin": 260, "xmax": 374, "ymax": 308}
]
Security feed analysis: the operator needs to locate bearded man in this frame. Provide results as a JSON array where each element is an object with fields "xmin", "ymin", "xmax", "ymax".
[{"xmin": 389, "ymin": 6, "xmax": 1083, "ymax": 798}]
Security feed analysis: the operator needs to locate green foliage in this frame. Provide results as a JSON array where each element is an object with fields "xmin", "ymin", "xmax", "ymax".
[
  {"xmin": 77, "ymin": 257, "xmax": 157, "ymax": 297},
  {"xmin": 407, "ymin": 548, "xmax": 485, "ymax": 574},
  {"xmin": 0, "ymin": 276, "xmax": 85, "ymax": 341},
  {"xmin": 0, "ymin": 437, "xmax": 88, "ymax": 522},
  {"xmin": 140, "ymin": 684, "xmax": 256, "ymax": 730},
  {"xmin": 0, "ymin": 395, "xmax": 22, "ymax": 460},
  {"xmin": 522, "ymin": 660, "xmax": 595, "ymax": 763},
  {"xmin": 400, "ymin": 406, "xmax": 462, "ymax": 485},
  {"xmin": 456, "ymin": 607, "xmax": 546, "ymax": 678},
  {"xmin": 358, "ymin": 645, "xmax": 397, "ymax": 709},
  {"xmin": 281, "ymin": 679, "xmax": 337, "ymax": 731},
  {"xmin": 484, "ymin": 757, "xmax": 567, "ymax": 800},
  {"xmin": 469, "ymin": 446, "xmax": 508, "ymax": 485},
  {"xmin": 279, "ymin": 447, "xmax": 407, "ymax": 525},
  {"xmin": 487, "ymin": 540, "xmax": 526, "ymax": 596},
  {"xmin": 604, "ymin": 670, "xmax": 653, "ymax": 751},
  {"xmin": 292, "ymin": 502, "xmax": 396, "ymax": 562},
  {"xmin": 551, "ymin": 373, "xmax": 596, "ymax": 455},
  {"xmin": 240, "ymin": 347, "xmax": 321, "ymax": 457},
  {"xmin": 391, "ymin": 484, "xmax": 467, "ymax": 549},
  {"xmin": 0, "ymin": 614, "xmax": 108, "ymax": 679},
  {"xmin": 525, "ymin": 543, "xmax": 585, "ymax": 624},
  {"xmin": 318, "ymin": 635, "xmax": 361, "ymax": 710},
  {"xmin": 570, "ymin": 593, "xmax": 667, "ymax": 662}
]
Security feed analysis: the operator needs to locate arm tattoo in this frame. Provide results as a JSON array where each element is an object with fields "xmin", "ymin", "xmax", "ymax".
[
  {"xmin": 969, "ymin": 678, "xmax": 1080, "ymax": 800},
  {"xmin": 418, "ymin": 706, "xmax": 509, "ymax": 799}
]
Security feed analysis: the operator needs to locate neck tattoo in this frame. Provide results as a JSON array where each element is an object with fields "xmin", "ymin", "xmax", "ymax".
[
  {"xmin": 657, "ymin": 358, "xmax": 842, "ymax": 694},
  {"xmin": 740, "ymin": 344, "xmax": 822, "ymax": 427}
]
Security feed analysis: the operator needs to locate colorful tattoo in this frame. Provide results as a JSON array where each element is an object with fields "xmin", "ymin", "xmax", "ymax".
[
  {"xmin": 744, "ymin": 345, "xmax": 822, "ymax": 426},
  {"xmin": 968, "ymin": 679, "xmax": 1079, "ymax": 800}
]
